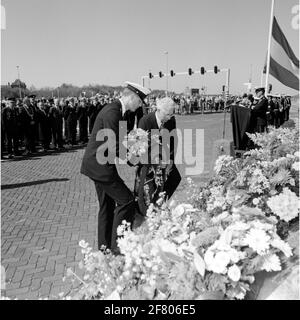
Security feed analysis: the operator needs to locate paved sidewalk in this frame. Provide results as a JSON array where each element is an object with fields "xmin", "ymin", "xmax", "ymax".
[{"xmin": 1, "ymin": 147, "xmax": 99, "ymax": 299}]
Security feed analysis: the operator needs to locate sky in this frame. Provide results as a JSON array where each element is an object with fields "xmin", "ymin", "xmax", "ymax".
[{"xmin": 1, "ymin": 0, "xmax": 299, "ymax": 95}]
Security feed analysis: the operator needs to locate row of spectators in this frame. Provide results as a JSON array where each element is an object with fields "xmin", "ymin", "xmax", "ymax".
[
  {"xmin": 148, "ymin": 95, "xmax": 228, "ymax": 114},
  {"xmin": 233, "ymin": 92, "xmax": 291, "ymax": 129},
  {"xmin": 1, "ymin": 94, "xmax": 112, "ymax": 158},
  {"xmin": 1, "ymin": 89, "xmax": 292, "ymax": 159}
]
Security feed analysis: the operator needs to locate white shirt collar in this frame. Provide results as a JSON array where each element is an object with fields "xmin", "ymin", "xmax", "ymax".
[
  {"xmin": 155, "ymin": 111, "xmax": 162, "ymax": 128},
  {"xmin": 119, "ymin": 98, "xmax": 127, "ymax": 116}
]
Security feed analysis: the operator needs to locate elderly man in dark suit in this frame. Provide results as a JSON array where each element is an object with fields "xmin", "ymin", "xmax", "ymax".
[
  {"xmin": 81, "ymin": 82, "xmax": 151, "ymax": 254},
  {"xmin": 135, "ymin": 97, "xmax": 181, "ymax": 214}
]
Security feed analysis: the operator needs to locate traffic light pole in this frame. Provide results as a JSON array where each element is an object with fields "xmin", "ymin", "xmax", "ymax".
[{"xmin": 141, "ymin": 67, "xmax": 231, "ymax": 106}]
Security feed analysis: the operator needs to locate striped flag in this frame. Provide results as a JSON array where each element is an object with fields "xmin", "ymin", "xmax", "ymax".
[{"xmin": 263, "ymin": 16, "xmax": 299, "ymax": 91}]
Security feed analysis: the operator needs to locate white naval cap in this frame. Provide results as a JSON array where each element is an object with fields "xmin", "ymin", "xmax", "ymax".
[
  {"xmin": 125, "ymin": 81, "xmax": 151, "ymax": 101},
  {"xmin": 254, "ymin": 86, "xmax": 266, "ymax": 93}
]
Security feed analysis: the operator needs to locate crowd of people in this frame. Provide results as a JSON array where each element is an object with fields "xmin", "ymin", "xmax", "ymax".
[
  {"xmin": 1, "ymin": 94, "xmax": 113, "ymax": 158},
  {"xmin": 232, "ymin": 88, "xmax": 292, "ymax": 132},
  {"xmin": 148, "ymin": 95, "xmax": 227, "ymax": 114},
  {"xmin": 1, "ymin": 88, "xmax": 293, "ymax": 159}
]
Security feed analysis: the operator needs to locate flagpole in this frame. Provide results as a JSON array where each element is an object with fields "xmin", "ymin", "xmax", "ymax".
[{"xmin": 265, "ymin": 0, "xmax": 275, "ymax": 93}]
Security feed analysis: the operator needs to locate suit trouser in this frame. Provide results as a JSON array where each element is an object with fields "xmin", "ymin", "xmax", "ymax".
[
  {"xmin": 163, "ymin": 164, "xmax": 181, "ymax": 199},
  {"xmin": 94, "ymin": 178, "xmax": 135, "ymax": 253},
  {"xmin": 6, "ymin": 132, "xmax": 19, "ymax": 154}
]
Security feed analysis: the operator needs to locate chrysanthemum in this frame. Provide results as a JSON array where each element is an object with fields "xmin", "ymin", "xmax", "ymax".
[
  {"xmin": 267, "ymin": 188, "xmax": 299, "ymax": 222},
  {"xmin": 244, "ymin": 228, "xmax": 270, "ymax": 254},
  {"xmin": 260, "ymin": 254, "xmax": 281, "ymax": 272}
]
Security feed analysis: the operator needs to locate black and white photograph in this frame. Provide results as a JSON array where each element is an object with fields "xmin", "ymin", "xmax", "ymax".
[{"xmin": 0, "ymin": 0, "xmax": 299, "ymax": 303}]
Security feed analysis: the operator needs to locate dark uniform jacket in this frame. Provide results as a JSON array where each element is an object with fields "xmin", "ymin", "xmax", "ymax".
[
  {"xmin": 81, "ymin": 100, "xmax": 125, "ymax": 182},
  {"xmin": 251, "ymin": 96, "xmax": 268, "ymax": 127},
  {"xmin": 2, "ymin": 106, "xmax": 20, "ymax": 134}
]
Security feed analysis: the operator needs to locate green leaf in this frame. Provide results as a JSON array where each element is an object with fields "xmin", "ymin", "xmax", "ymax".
[{"xmin": 193, "ymin": 252, "xmax": 205, "ymax": 277}]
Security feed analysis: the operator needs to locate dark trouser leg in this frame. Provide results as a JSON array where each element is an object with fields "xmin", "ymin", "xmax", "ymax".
[
  {"xmin": 12, "ymin": 133, "xmax": 19, "ymax": 154},
  {"xmin": 6, "ymin": 134, "xmax": 13, "ymax": 154},
  {"xmin": 52, "ymin": 125, "xmax": 58, "ymax": 147},
  {"xmin": 58, "ymin": 121, "xmax": 63, "ymax": 147},
  {"xmin": 163, "ymin": 165, "xmax": 181, "ymax": 199},
  {"xmin": 94, "ymin": 182, "xmax": 116, "ymax": 250},
  {"xmin": 94, "ymin": 178, "xmax": 135, "ymax": 253},
  {"xmin": 71, "ymin": 122, "xmax": 77, "ymax": 145}
]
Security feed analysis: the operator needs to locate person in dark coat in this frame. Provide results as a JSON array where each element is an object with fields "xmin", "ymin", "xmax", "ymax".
[
  {"xmin": 87, "ymin": 97, "xmax": 100, "ymax": 134},
  {"xmin": 19, "ymin": 97, "xmax": 38, "ymax": 155},
  {"xmin": 77, "ymin": 98, "xmax": 89, "ymax": 143},
  {"xmin": 266, "ymin": 94, "xmax": 274, "ymax": 127},
  {"xmin": 284, "ymin": 95, "xmax": 291, "ymax": 122},
  {"xmin": 80, "ymin": 81, "xmax": 151, "ymax": 254},
  {"xmin": 63, "ymin": 98, "xmax": 78, "ymax": 145},
  {"xmin": 2, "ymin": 98, "xmax": 20, "ymax": 157},
  {"xmin": 1, "ymin": 102, "xmax": 6, "ymax": 158},
  {"xmin": 136, "ymin": 97, "xmax": 181, "ymax": 215},
  {"xmin": 49, "ymin": 98, "xmax": 64, "ymax": 149},
  {"xmin": 251, "ymin": 87, "xmax": 268, "ymax": 133},
  {"xmin": 28, "ymin": 94, "xmax": 40, "ymax": 148},
  {"xmin": 278, "ymin": 96, "xmax": 286, "ymax": 125},
  {"xmin": 37, "ymin": 100, "xmax": 52, "ymax": 151}
]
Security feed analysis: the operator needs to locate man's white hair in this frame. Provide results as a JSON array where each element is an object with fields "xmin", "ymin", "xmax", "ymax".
[{"xmin": 156, "ymin": 97, "xmax": 175, "ymax": 112}]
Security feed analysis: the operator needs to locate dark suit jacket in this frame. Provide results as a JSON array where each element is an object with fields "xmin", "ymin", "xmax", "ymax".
[
  {"xmin": 81, "ymin": 100, "xmax": 124, "ymax": 182},
  {"xmin": 138, "ymin": 112, "xmax": 177, "ymax": 162},
  {"xmin": 251, "ymin": 96, "xmax": 268, "ymax": 126}
]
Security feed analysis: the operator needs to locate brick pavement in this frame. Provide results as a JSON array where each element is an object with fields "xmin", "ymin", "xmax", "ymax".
[
  {"xmin": 1, "ymin": 109, "xmax": 297, "ymax": 299},
  {"xmin": 1, "ymin": 146, "xmax": 100, "ymax": 299}
]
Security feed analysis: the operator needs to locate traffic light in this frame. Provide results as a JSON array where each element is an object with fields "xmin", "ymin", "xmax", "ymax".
[
  {"xmin": 188, "ymin": 68, "xmax": 193, "ymax": 75},
  {"xmin": 200, "ymin": 67, "xmax": 205, "ymax": 75},
  {"xmin": 222, "ymin": 85, "xmax": 225, "ymax": 92},
  {"xmin": 159, "ymin": 71, "xmax": 163, "ymax": 78},
  {"xmin": 149, "ymin": 72, "xmax": 153, "ymax": 79},
  {"xmin": 170, "ymin": 70, "xmax": 175, "ymax": 77},
  {"xmin": 214, "ymin": 66, "xmax": 218, "ymax": 74}
]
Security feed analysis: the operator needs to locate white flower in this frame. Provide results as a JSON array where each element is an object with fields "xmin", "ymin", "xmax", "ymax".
[
  {"xmin": 158, "ymin": 239, "xmax": 178, "ymax": 255},
  {"xmin": 252, "ymin": 198, "xmax": 260, "ymax": 206},
  {"xmin": 228, "ymin": 249, "xmax": 245, "ymax": 264},
  {"xmin": 79, "ymin": 240, "xmax": 89, "ymax": 249},
  {"xmin": 244, "ymin": 228, "xmax": 270, "ymax": 255},
  {"xmin": 294, "ymin": 151, "xmax": 299, "ymax": 158},
  {"xmin": 261, "ymin": 254, "xmax": 281, "ymax": 272},
  {"xmin": 271, "ymin": 238, "xmax": 293, "ymax": 258},
  {"xmin": 205, "ymin": 250, "xmax": 230, "ymax": 274},
  {"xmin": 172, "ymin": 204, "xmax": 185, "ymax": 217},
  {"xmin": 292, "ymin": 162, "xmax": 300, "ymax": 171},
  {"xmin": 213, "ymin": 251, "xmax": 231, "ymax": 274},
  {"xmin": 267, "ymin": 188, "xmax": 299, "ymax": 222},
  {"xmin": 227, "ymin": 264, "xmax": 241, "ymax": 282},
  {"xmin": 204, "ymin": 250, "xmax": 215, "ymax": 267}
]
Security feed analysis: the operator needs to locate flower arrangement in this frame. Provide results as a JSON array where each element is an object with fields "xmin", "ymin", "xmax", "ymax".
[
  {"xmin": 124, "ymin": 128, "xmax": 160, "ymax": 165},
  {"xmin": 64, "ymin": 127, "xmax": 298, "ymax": 300},
  {"xmin": 191, "ymin": 127, "xmax": 299, "ymax": 237}
]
